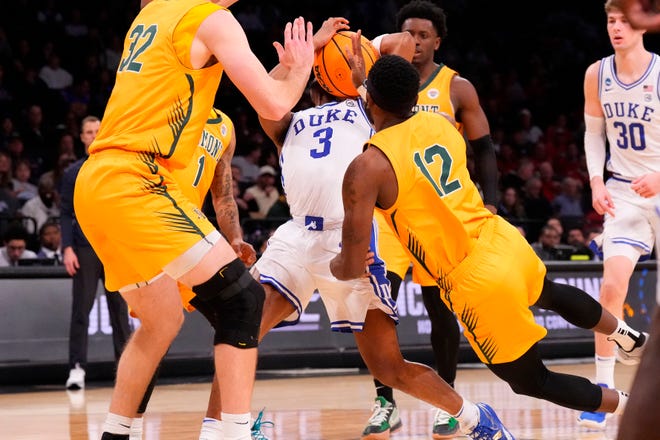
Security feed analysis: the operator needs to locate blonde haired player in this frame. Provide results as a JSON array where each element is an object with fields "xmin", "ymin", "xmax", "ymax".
[
  {"xmin": 579, "ymin": 0, "xmax": 657, "ymax": 430},
  {"xmin": 73, "ymin": 0, "xmax": 315, "ymax": 438}
]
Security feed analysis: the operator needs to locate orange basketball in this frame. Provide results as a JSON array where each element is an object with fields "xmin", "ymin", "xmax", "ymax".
[{"xmin": 313, "ymin": 31, "xmax": 379, "ymax": 98}]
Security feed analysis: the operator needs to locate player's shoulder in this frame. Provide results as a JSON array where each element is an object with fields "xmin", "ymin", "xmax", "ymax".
[
  {"xmin": 449, "ymin": 73, "xmax": 477, "ymax": 95},
  {"xmin": 586, "ymin": 56, "xmax": 608, "ymax": 75}
]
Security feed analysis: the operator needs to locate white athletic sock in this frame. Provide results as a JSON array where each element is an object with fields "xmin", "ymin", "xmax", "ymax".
[
  {"xmin": 595, "ymin": 355, "xmax": 616, "ymax": 388},
  {"xmin": 129, "ymin": 416, "xmax": 143, "ymax": 440},
  {"xmin": 102, "ymin": 413, "xmax": 133, "ymax": 436},
  {"xmin": 199, "ymin": 417, "xmax": 223, "ymax": 440},
  {"xmin": 453, "ymin": 399, "xmax": 479, "ymax": 433},
  {"xmin": 613, "ymin": 390, "xmax": 629, "ymax": 415},
  {"xmin": 221, "ymin": 412, "xmax": 251, "ymax": 440},
  {"xmin": 607, "ymin": 319, "xmax": 641, "ymax": 351}
]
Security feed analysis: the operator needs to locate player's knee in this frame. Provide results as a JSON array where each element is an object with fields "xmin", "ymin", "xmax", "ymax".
[
  {"xmin": 507, "ymin": 375, "xmax": 544, "ymax": 398},
  {"xmin": 193, "ymin": 258, "xmax": 265, "ymax": 348},
  {"xmin": 193, "ymin": 258, "xmax": 249, "ymax": 301},
  {"xmin": 212, "ymin": 277, "xmax": 265, "ymax": 348},
  {"xmin": 139, "ymin": 304, "xmax": 184, "ymax": 338},
  {"xmin": 599, "ymin": 281, "xmax": 626, "ymax": 305}
]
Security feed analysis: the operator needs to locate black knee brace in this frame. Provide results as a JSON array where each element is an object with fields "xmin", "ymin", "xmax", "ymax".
[{"xmin": 193, "ymin": 259, "xmax": 265, "ymax": 348}]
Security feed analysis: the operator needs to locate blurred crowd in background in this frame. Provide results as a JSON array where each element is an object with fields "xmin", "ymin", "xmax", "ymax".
[{"xmin": 1, "ymin": 0, "xmax": 659, "ymax": 265}]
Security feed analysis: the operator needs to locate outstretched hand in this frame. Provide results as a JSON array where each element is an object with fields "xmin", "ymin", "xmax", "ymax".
[{"xmin": 273, "ymin": 17, "xmax": 315, "ymax": 72}]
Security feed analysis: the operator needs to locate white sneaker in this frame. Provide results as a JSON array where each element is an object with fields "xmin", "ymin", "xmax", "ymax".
[
  {"xmin": 65, "ymin": 363, "xmax": 85, "ymax": 390},
  {"xmin": 432, "ymin": 408, "xmax": 460, "ymax": 438},
  {"xmin": 614, "ymin": 332, "xmax": 649, "ymax": 366}
]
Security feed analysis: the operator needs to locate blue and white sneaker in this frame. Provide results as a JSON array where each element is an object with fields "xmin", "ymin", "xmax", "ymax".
[
  {"xmin": 251, "ymin": 408, "xmax": 274, "ymax": 440},
  {"xmin": 577, "ymin": 384, "xmax": 608, "ymax": 430},
  {"xmin": 464, "ymin": 403, "xmax": 515, "ymax": 440}
]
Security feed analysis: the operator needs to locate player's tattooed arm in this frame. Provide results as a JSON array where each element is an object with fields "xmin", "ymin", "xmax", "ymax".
[{"xmin": 211, "ymin": 128, "xmax": 257, "ymax": 266}]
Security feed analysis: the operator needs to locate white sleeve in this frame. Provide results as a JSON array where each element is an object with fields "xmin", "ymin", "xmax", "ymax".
[
  {"xmin": 583, "ymin": 113, "xmax": 607, "ymax": 180},
  {"xmin": 370, "ymin": 34, "xmax": 389, "ymax": 55}
]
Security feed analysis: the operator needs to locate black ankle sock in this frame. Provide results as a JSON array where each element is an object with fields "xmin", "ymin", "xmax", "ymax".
[
  {"xmin": 374, "ymin": 380, "xmax": 395, "ymax": 405},
  {"xmin": 101, "ymin": 433, "xmax": 129, "ymax": 440}
]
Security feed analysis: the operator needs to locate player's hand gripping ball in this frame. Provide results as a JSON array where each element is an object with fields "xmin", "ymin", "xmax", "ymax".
[{"xmin": 313, "ymin": 31, "xmax": 379, "ymax": 98}]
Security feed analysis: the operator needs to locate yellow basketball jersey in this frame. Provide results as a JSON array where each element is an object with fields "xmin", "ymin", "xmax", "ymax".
[
  {"xmin": 173, "ymin": 108, "xmax": 234, "ymax": 208},
  {"xmin": 375, "ymin": 64, "xmax": 463, "ymax": 282},
  {"xmin": 369, "ymin": 111, "xmax": 492, "ymax": 281},
  {"xmin": 90, "ymin": 0, "xmax": 224, "ymax": 169},
  {"xmin": 414, "ymin": 64, "xmax": 456, "ymax": 115}
]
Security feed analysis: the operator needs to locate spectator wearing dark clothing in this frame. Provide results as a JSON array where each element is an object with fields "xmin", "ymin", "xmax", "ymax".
[
  {"xmin": 531, "ymin": 224, "xmax": 574, "ymax": 261},
  {"xmin": 36, "ymin": 219, "xmax": 62, "ymax": 263},
  {"xmin": 0, "ymin": 150, "xmax": 19, "ymax": 220},
  {"xmin": 59, "ymin": 115, "xmax": 130, "ymax": 390},
  {"xmin": 521, "ymin": 176, "xmax": 554, "ymax": 242},
  {"xmin": 497, "ymin": 186, "xmax": 526, "ymax": 225},
  {"xmin": 566, "ymin": 227, "xmax": 595, "ymax": 261}
]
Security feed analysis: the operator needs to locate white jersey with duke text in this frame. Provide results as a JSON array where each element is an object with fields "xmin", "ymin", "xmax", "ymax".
[
  {"xmin": 280, "ymin": 98, "xmax": 373, "ymax": 227},
  {"xmin": 599, "ymin": 53, "xmax": 660, "ymax": 179},
  {"xmin": 595, "ymin": 54, "xmax": 660, "ymax": 262},
  {"xmin": 254, "ymin": 98, "xmax": 397, "ymax": 332}
]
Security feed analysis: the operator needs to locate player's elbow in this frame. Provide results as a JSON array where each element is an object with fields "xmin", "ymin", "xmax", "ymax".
[
  {"xmin": 397, "ymin": 33, "xmax": 416, "ymax": 62},
  {"xmin": 383, "ymin": 32, "xmax": 415, "ymax": 62},
  {"xmin": 330, "ymin": 259, "xmax": 361, "ymax": 281},
  {"xmin": 258, "ymin": 103, "xmax": 289, "ymax": 122}
]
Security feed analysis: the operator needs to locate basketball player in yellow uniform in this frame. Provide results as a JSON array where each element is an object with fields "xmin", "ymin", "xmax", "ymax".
[
  {"xmin": 130, "ymin": 108, "xmax": 268, "ymax": 440},
  {"xmin": 365, "ymin": 2, "xmax": 498, "ymax": 438},
  {"xmin": 332, "ymin": 53, "xmax": 649, "ymax": 440},
  {"xmin": 73, "ymin": 1, "xmax": 314, "ymax": 438},
  {"xmin": 174, "ymin": 108, "xmax": 256, "ymax": 309}
]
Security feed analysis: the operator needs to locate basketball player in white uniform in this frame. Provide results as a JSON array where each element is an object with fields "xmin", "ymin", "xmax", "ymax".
[
  {"xmin": 579, "ymin": 0, "xmax": 658, "ymax": 430},
  {"xmin": 254, "ymin": 82, "xmax": 397, "ymax": 331}
]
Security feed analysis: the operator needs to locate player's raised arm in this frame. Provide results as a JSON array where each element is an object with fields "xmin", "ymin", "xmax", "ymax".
[{"xmin": 195, "ymin": 12, "xmax": 314, "ymax": 120}]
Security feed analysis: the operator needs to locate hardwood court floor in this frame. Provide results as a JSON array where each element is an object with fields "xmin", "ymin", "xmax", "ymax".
[{"xmin": 0, "ymin": 361, "xmax": 637, "ymax": 440}]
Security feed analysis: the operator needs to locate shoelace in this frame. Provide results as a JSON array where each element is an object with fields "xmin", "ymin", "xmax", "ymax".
[
  {"xmin": 367, "ymin": 402, "xmax": 391, "ymax": 425},
  {"xmin": 251, "ymin": 408, "xmax": 274, "ymax": 440}
]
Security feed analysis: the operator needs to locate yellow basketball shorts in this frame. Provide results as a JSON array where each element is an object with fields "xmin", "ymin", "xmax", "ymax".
[
  {"xmin": 74, "ymin": 150, "xmax": 217, "ymax": 292},
  {"xmin": 375, "ymin": 210, "xmax": 436, "ymax": 286},
  {"xmin": 445, "ymin": 216, "xmax": 548, "ymax": 364}
]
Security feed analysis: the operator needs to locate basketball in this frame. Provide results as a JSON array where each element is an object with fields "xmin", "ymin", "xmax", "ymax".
[{"xmin": 313, "ymin": 31, "xmax": 379, "ymax": 98}]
